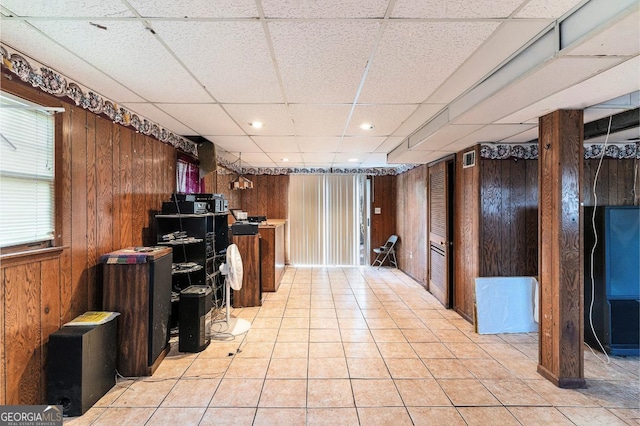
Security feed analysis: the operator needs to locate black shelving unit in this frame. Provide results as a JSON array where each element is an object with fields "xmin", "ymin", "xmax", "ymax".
[{"xmin": 156, "ymin": 213, "xmax": 229, "ymax": 313}]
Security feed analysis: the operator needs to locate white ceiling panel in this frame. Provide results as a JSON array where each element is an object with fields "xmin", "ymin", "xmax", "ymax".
[
  {"xmin": 455, "ymin": 56, "xmax": 624, "ymax": 125},
  {"xmin": 302, "ymin": 152, "xmax": 335, "ymax": 163},
  {"xmin": 337, "ymin": 137, "xmax": 387, "ymax": 153},
  {"xmin": 563, "ymin": 10, "xmax": 640, "ymax": 57},
  {"xmin": 269, "ymin": 152, "xmax": 303, "ymax": 164},
  {"xmin": 358, "ymin": 21, "xmax": 500, "ymax": 104},
  {"xmin": 497, "ymin": 56, "xmax": 640, "ymax": 125},
  {"xmin": 127, "ymin": 0, "xmax": 258, "ymax": 18},
  {"xmin": 295, "ymin": 137, "xmax": 342, "ymax": 152},
  {"xmin": 392, "ymin": 0, "xmax": 525, "ymax": 18},
  {"xmin": 268, "ymin": 21, "xmax": 380, "ymax": 103},
  {"xmin": 0, "ymin": 22, "xmax": 145, "ymax": 103},
  {"xmin": 123, "ymin": 102, "xmax": 195, "ymax": 135},
  {"xmin": 253, "ymin": 136, "xmax": 299, "ymax": 153},
  {"xmin": 449, "ymin": 124, "xmax": 538, "ymax": 149},
  {"xmin": 223, "ymin": 104, "xmax": 294, "ymax": 135},
  {"xmin": 500, "ymin": 127, "xmax": 540, "ymax": 143},
  {"xmin": 204, "ymin": 136, "xmax": 262, "ymax": 153},
  {"xmin": 375, "ymin": 137, "xmax": 404, "ymax": 153},
  {"xmin": 238, "ymin": 152, "xmax": 275, "ymax": 167},
  {"xmin": 391, "ymin": 104, "xmax": 445, "ymax": 137},
  {"xmin": 153, "ymin": 21, "xmax": 284, "ymax": 103},
  {"xmin": 361, "ymin": 153, "xmax": 389, "ymax": 166},
  {"xmin": 262, "ymin": 0, "xmax": 389, "ymax": 18},
  {"xmin": 288, "ymin": 105, "xmax": 352, "ymax": 136},
  {"xmin": 158, "ymin": 103, "xmax": 244, "ymax": 135},
  {"xmin": 0, "ymin": 0, "xmax": 132, "ymax": 17},
  {"xmin": 412, "ymin": 124, "xmax": 483, "ymax": 150},
  {"xmin": 346, "ymin": 104, "xmax": 418, "ymax": 136},
  {"xmin": 27, "ymin": 20, "xmax": 212, "ymax": 102},
  {"xmin": 515, "ymin": 0, "xmax": 584, "ymax": 18},
  {"xmin": 426, "ymin": 20, "xmax": 553, "ymax": 105},
  {"xmin": 388, "ymin": 150, "xmax": 450, "ymax": 164}
]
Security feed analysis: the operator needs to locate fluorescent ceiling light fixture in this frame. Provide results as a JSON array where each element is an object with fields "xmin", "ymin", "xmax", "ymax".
[
  {"xmin": 249, "ymin": 121, "xmax": 263, "ymax": 128},
  {"xmin": 359, "ymin": 123, "xmax": 374, "ymax": 130}
]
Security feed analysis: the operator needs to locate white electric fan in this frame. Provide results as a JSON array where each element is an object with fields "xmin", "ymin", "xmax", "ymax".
[{"xmin": 219, "ymin": 244, "xmax": 251, "ymax": 335}]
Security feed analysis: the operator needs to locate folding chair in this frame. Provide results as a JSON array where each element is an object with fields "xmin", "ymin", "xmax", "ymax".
[{"xmin": 372, "ymin": 235, "xmax": 398, "ymax": 269}]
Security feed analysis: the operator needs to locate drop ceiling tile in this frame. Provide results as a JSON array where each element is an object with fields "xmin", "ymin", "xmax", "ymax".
[
  {"xmin": 206, "ymin": 136, "xmax": 262, "ymax": 153},
  {"xmin": 515, "ymin": 0, "xmax": 583, "ymax": 18},
  {"xmin": 336, "ymin": 137, "xmax": 387, "ymax": 153},
  {"xmin": 152, "ymin": 21, "xmax": 283, "ymax": 103},
  {"xmin": 268, "ymin": 21, "xmax": 381, "ymax": 103},
  {"xmin": 253, "ymin": 136, "xmax": 299, "ymax": 152},
  {"xmin": 262, "ymin": 0, "xmax": 388, "ymax": 18},
  {"xmin": 0, "ymin": 0, "xmax": 132, "ymax": 17},
  {"xmin": 27, "ymin": 20, "xmax": 211, "ymax": 102},
  {"xmin": 223, "ymin": 104, "xmax": 294, "ymax": 135},
  {"xmin": 563, "ymin": 10, "xmax": 640, "ymax": 56},
  {"xmin": 288, "ymin": 105, "xmax": 352, "ymax": 136},
  {"xmin": 346, "ymin": 104, "xmax": 418, "ymax": 136},
  {"xmin": 388, "ymin": 149, "xmax": 449, "ymax": 164},
  {"xmin": 334, "ymin": 153, "xmax": 364, "ymax": 162},
  {"xmin": 391, "ymin": 104, "xmax": 446, "ymax": 137},
  {"xmin": 375, "ymin": 136, "xmax": 405, "ymax": 153},
  {"xmin": 362, "ymin": 153, "xmax": 390, "ymax": 166},
  {"xmin": 238, "ymin": 152, "xmax": 275, "ymax": 167},
  {"xmin": 445, "ymin": 124, "xmax": 537, "ymax": 150},
  {"xmin": 123, "ymin": 102, "xmax": 195, "ymax": 135},
  {"xmin": 295, "ymin": 137, "xmax": 342, "ymax": 152},
  {"xmin": 359, "ymin": 21, "xmax": 500, "ymax": 104},
  {"xmin": 496, "ymin": 56, "xmax": 640, "ymax": 125},
  {"xmin": 268, "ymin": 152, "xmax": 303, "ymax": 164},
  {"xmin": 158, "ymin": 103, "xmax": 244, "ymax": 135},
  {"xmin": 0, "ymin": 22, "xmax": 144, "ymax": 103},
  {"xmin": 392, "ymin": 0, "xmax": 524, "ymax": 18},
  {"xmin": 500, "ymin": 127, "xmax": 539, "ymax": 143},
  {"xmin": 127, "ymin": 0, "xmax": 258, "ymax": 18},
  {"xmin": 302, "ymin": 152, "xmax": 335, "ymax": 163},
  {"xmin": 412, "ymin": 124, "xmax": 483, "ymax": 150}
]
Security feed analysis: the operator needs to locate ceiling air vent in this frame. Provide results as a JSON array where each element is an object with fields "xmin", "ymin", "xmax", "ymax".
[{"xmin": 462, "ymin": 150, "xmax": 476, "ymax": 168}]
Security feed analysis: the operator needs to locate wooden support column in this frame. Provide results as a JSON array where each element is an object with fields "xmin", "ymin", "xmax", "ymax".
[{"xmin": 537, "ymin": 109, "xmax": 585, "ymax": 388}]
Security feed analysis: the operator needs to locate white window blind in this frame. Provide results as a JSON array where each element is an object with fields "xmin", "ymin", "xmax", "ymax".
[{"xmin": 0, "ymin": 92, "xmax": 55, "ymax": 248}]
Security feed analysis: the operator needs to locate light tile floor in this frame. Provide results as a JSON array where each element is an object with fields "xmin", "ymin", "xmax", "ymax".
[{"xmin": 67, "ymin": 267, "xmax": 639, "ymax": 425}]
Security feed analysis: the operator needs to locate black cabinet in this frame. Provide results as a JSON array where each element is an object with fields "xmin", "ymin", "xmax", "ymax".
[{"xmin": 156, "ymin": 213, "xmax": 229, "ymax": 310}]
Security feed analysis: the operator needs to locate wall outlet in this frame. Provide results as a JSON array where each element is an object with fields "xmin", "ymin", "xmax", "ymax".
[{"xmin": 374, "ymin": 207, "xmax": 381, "ymax": 214}]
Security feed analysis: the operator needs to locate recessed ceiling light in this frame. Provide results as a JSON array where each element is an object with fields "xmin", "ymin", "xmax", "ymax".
[
  {"xmin": 282, "ymin": 158, "xmax": 289, "ymax": 162},
  {"xmin": 348, "ymin": 158, "xmax": 358, "ymax": 162},
  {"xmin": 360, "ymin": 123, "xmax": 374, "ymax": 130},
  {"xmin": 249, "ymin": 121, "xmax": 263, "ymax": 128}
]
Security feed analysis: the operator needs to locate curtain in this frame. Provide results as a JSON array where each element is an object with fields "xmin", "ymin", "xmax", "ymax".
[
  {"xmin": 289, "ymin": 174, "xmax": 362, "ymax": 266},
  {"xmin": 176, "ymin": 156, "xmax": 202, "ymax": 194}
]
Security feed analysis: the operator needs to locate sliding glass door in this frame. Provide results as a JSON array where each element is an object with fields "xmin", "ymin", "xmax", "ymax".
[{"xmin": 289, "ymin": 174, "xmax": 366, "ymax": 266}]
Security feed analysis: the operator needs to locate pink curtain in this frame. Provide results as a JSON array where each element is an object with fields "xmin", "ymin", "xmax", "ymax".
[{"xmin": 176, "ymin": 156, "xmax": 202, "ymax": 194}]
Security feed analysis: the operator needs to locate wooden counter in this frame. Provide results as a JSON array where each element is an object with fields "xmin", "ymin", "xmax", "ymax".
[
  {"xmin": 232, "ymin": 233, "xmax": 262, "ymax": 307},
  {"xmin": 259, "ymin": 220, "xmax": 286, "ymax": 292}
]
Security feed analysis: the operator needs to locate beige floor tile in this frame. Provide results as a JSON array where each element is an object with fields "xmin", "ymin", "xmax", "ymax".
[
  {"xmin": 311, "ymin": 300, "xmax": 335, "ymax": 309},
  {"xmin": 309, "ymin": 342, "xmax": 345, "ymax": 358},
  {"xmin": 253, "ymin": 408, "xmax": 306, "ymax": 426},
  {"xmin": 444, "ymin": 342, "xmax": 490, "ymax": 358},
  {"xmin": 351, "ymin": 379, "xmax": 403, "ymax": 407},
  {"xmin": 309, "ymin": 328, "xmax": 341, "ymax": 342},
  {"xmin": 183, "ymin": 357, "xmax": 231, "ymax": 379},
  {"xmin": 407, "ymin": 407, "xmax": 466, "ymax": 426},
  {"xmin": 437, "ymin": 379, "xmax": 500, "ymax": 406},
  {"xmin": 90, "ymin": 407, "xmax": 155, "ymax": 426},
  {"xmin": 461, "ymin": 358, "xmax": 517, "ymax": 380},
  {"xmin": 307, "ymin": 407, "xmax": 359, "ymax": 426},
  {"xmin": 93, "ymin": 382, "xmax": 132, "ymax": 407},
  {"xmin": 340, "ymin": 329, "xmax": 374, "ymax": 343},
  {"xmin": 607, "ymin": 408, "xmax": 640, "ymax": 424},
  {"xmin": 344, "ymin": 342, "xmax": 381, "ymax": 358},
  {"xmin": 395, "ymin": 379, "xmax": 452, "ymax": 406},
  {"xmin": 337, "ymin": 317, "xmax": 369, "ymax": 329},
  {"xmin": 209, "ymin": 379, "xmax": 264, "ymax": 407},
  {"xmin": 258, "ymin": 379, "xmax": 307, "ymax": 407},
  {"xmin": 310, "ymin": 308, "xmax": 337, "ymax": 318},
  {"xmin": 479, "ymin": 342, "xmax": 529, "ymax": 360},
  {"xmin": 150, "ymin": 356, "xmax": 194, "ymax": 379},
  {"xmin": 310, "ymin": 317, "xmax": 339, "ymax": 329},
  {"xmin": 457, "ymin": 406, "xmax": 520, "ymax": 425},
  {"xmin": 242, "ymin": 328, "xmax": 279, "ymax": 343},
  {"xmin": 145, "ymin": 407, "xmax": 205, "ymax": 425},
  {"xmin": 111, "ymin": 379, "xmax": 176, "ymax": 407},
  {"xmin": 524, "ymin": 379, "xmax": 601, "ymax": 407},
  {"xmin": 283, "ymin": 308, "xmax": 310, "ymax": 317},
  {"xmin": 580, "ymin": 379, "xmax": 640, "ymax": 409},
  {"xmin": 422, "ymin": 358, "xmax": 473, "ymax": 379},
  {"xmin": 308, "ymin": 357, "xmax": 349, "ymax": 379},
  {"xmin": 508, "ymin": 406, "xmax": 575, "ymax": 425},
  {"xmin": 280, "ymin": 316, "xmax": 310, "ymax": 328},
  {"xmin": 161, "ymin": 378, "xmax": 220, "ymax": 407},
  {"xmin": 272, "ymin": 342, "xmax": 309, "ymax": 358},
  {"xmin": 236, "ymin": 341, "xmax": 275, "ymax": 358},
  {"xmin": 225, "ymin": 358, "xmax": 269, "ymax": 379},
  {"xmin": 336, "ymin": 308, "xmax": 365, "ymax": 319},
  {"xmin": 307, "ymin": 379, "xmax": 354, "ymax": 408},
  {"xmin": 377, "ymin": 342, "xmax": 418, "ymax": 359},
  {"xmin": 411, "ymin": 342, "xmax": 455, "ymax": 359},
  {"xmin": 393, "ymin": 317, "xmax": 427, "ymax": 328},
  {"xmin": 422, "ymin": 318, "xmax": 457, "ymax": 330},
  {"xmin": 558, "ymin": 407, "xmax": 630, "ymax": 425},
  {"xmin": 250, "ymin": 317, "xmax": 282, "ymax": 329},
  {"xmin": 365, "ymin": 317, "xmax": 398, "ymax": 329},
  {"xmin": 481, "ymin": 379, "xmax": 550, "ymax": 406},
  {"xmin": 346, "ymin": 357, "xmax": 390, "ymax": 379},
  {"xmin": 356, "ymin": 407, "xmax": 413, "ymax": 426},
  {"xmin": 432, "ymin": 328, "xmax": 472, "ymax": 342},
  {"xmin": 266, "ymin": 357, "xmax": 308, "ymax": 379},
  {"xmin": 385, "ymin": 358, "xmax": 433, "ymax": 379},
  {"xmin": 402, "ymin": 328, "xmax": 440, "ymax": 343},
  {"xmin": 277, "ymin": 328, "xmax": 309, "ymax": 342},
  {"xmin": 200, "ymin": 407, "xmax": 256, "ymax": 425},
  {"xmin": 63, "ymin": 407, "xmax": 106, "ymax": 425},
  {"xmin": 199, "ymin": 341, "xmax": 243, "ymax": 357},
  {"xmin": 500, "ymin": 358, "xmax": 544, "ymax": 380},
  {"xmin": 371, "ymin": 328, "xmax": 407, "ymax": 342}
]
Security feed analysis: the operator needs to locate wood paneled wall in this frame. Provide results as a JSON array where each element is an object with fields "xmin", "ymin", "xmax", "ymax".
[
  {"xmin": 238, "ymin": 175, "xmax": 290, "ymax": 220},
  {"xmin": 370, "ymin": 176, "xmax": 397, "ymax": 264},
  {"xmin": 394, "ymin": 166, "xmax": 428, "ymax": 286},
  {"xmin": 583, "ymin": 158, "xmax": 639, "ymax": 206},
  {"xmin": 0, "ymin": 78, "xmax": 176, "ymax": 405}
]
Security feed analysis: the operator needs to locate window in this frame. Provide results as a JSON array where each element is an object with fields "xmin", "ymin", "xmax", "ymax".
[{"xmin": 0, "ymin": 91, "xmax": 55, "ymax": 248}]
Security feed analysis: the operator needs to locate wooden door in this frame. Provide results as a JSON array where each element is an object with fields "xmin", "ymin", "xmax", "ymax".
[{"xmin": 428, "ymin": 160, "xmax": 453, "ymax": 307}]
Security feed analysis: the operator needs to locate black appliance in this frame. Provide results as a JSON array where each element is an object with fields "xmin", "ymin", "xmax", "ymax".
[
  {"xmin": 179, "ymin": 285, "xmax": 213, "ymax": 352},
  {"xmin": 46, "ymin": 318, "xmax": 117, "ymax": 416},
  {"xmin": 231, "ymin": 222, "xmax": 258, "ymax": 235}
]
